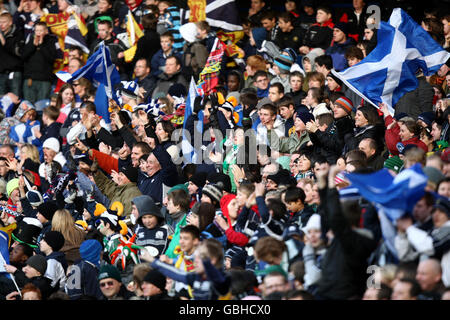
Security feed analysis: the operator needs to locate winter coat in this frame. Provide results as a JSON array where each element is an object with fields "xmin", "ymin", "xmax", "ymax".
[
  {"xmin": 0, "ymin": 24, "xmax": 24, "ymax": 73},
  {"xmin": 325, "ymin": 37, "xmax": 356, "ymax": 71},
  {"xmin": 394, "ymin": 76, "xmax": 434, "ymax": 119},
  {"xmin": 13, "ymin": 270, "xmax": 54, "ymax": 300},
  {"xmin": 384, "ymin": 115, "xmax": 428, "ymax": 155},
  {"xmin": 45, "ymin": 251, "xmax": 68, "ymax": 289},
  {"xmin": 316, "ymin": 187, "xmax": 377, "ymax": 300},
  {"xmin": 152, "ymin": 70, "xmax": 188, "ymax": 99},
  {"xmin": 22, "ymin": 34, "xmax": 57, "ymax": 81},
  {"xmin": 65, "ymin": 259, "xmax": 103, "ymax": 300},
  {"xmin": 135, "ymin": 224, "xmax": 170, "ymax": 258},
  {"xmin": 94, "ymin": 170, "xmax": 142, "ymax": 218}
]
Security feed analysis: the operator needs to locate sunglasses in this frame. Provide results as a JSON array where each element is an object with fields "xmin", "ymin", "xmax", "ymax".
[{"xmin": 100, "ymin": 280, "xmax": 114, "ymax": 288}]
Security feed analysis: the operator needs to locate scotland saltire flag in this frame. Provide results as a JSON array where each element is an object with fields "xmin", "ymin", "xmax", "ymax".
[
  {"xmin": 345, "ymin": 163, "xmax": 428, "ymax": 215},
  {"xmin": 332, "ymin": 8, "xmax": 450, "ymax": 114},
  {"xmin": 56, "ymin": 42, "xmax": 121, "ymax": 123},
  {"xmin": 181, "ymin": 77, "xmax": 200, "ymax": 164}
]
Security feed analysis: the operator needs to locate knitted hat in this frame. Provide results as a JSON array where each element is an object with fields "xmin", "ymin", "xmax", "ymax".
[
  {"xmin": 121, "ymin": 81, "xmax": 140, "ymax": 99},
  {"xmin": 417, "ymin": 111, "xmax": 435, "ymax": 127},
  {"xmin": 302, "ymin": 214, "xmax": 321, "ymax": 233},
  {"xmin": 42, "ymin": 231, "xmax": 65, "ymax": 252},
  {"xmin": 143, "ymin": 269, "xmax": 166, "ymax": 291},
  {"xmin": 296, "ymin": 111, "xmax": 315, "ymax": 125},
  {"xmin": 312, "ymin": 103, "xmax": 332, "ymax": 118},
  {"xmin": 433, "ymin": 198, "xmax": 450, "ymax": 218},
  {"xmin": 26, "ymin": 190, "xmax": 44, "ymax": 207},
  {"xmin": 220, "ymin": 194, "xmax": 236, "ymax": 224},
  {"xmin": 334, "ymin": 96, "xmax": 353, "ymax": 114},
  {"xmin": 207, "ymin": 172, "xmax": 232, "ymax": 193},
  {"xmin": 220, "ymin": 101, "xmax": 234, "ymax": 113},
  {"xmin": 202, "ymin": 183, "xmax": 223, "ymax": 204},
  {"xmin": 80, "ymin": 239, "xmax": 102, "ymax": 267},
  {"xmin": 267, "ymin": 169, "xmax": 296, "ymax": 186},
  {"xmin": 276, "ymin": 156, "xmax": 291, "ymax": 170},
  {"xmin": 334, "ymin": 22, "xmax": 349, "ymax": 35},
  {"xmin": 168, "ymin": 184, "xmax": 189, "ymax": 195},
  {"xmin": 6, "ymin": 178, "xmax": 19, "ymax": 198},
  {"xmin": 274, "ymin": 54, "xmax": 294, "ymax": 73},
  {"xmin": 282, "ymin": 48, "xmax": 298, "ymax": 64},
  {"xmin": 251, "ymin": 27, "xmax": 267, "ymax": 49},
  {"xmin": 37, "ymin": 201, "xmax": 59, "ymax": 221},
  {"xmin": 98, "ymin": 264, "xmax": 122, "ymax": 283},
  {"xmin": 26, "ymin": 254, "xmax": 47, "ymax": 275},
  {"xmin": 12, "ymin": 217, "xmax": 43, "ymax": 248},
  {"xmin": 189, "ymin": 171, "xmax": 208, "ymax": 189},
  {"xmin": 168, "ymin": 83, "xmax": 187, "ymax": 98},
  {"xmin": 384, "ymin": 156, "xmax": 404, "ymax": 174},
  {"xmin": 179, "ymin": 22, "xmax": 197, "ymax": 43},
  {"xmin": 43, "ymin": 137, "xmax": 60, "ymax": 153},
  {"xmin": 327, "ymin": 72, "xmax": 343, "ymax": 87},
  {"xmin": 423, "ymin": 166, "xmax": 445, "ymax": 186},
  {"xmin": 119, "ymin": 166, "xmax": 138, "ymax": 183}
]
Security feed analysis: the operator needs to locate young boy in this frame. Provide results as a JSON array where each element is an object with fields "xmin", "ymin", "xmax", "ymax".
[
  {"xmin": 39, "ymin": 230, "xmax": 68, "ymax": 290},
  {"xmin": 35, "ymin": 106, "xmax": 61, "ymax": 143},
  {"xmin": 140, "ymin": 238, "xmax": 231, "ymax": 300},
  {"xmin": 160, "ymin": 225, "xmax": 200, "ymax": 298},
  {"xmin": 151, "ymin": 31, "xmax": 179, "ymax": 78},
  {"xmin": 133, "ymin": 195, "xmax": 170, "ymax": 258}
]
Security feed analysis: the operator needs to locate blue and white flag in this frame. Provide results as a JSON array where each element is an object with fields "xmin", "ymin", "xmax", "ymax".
[
  {"xmin": 56, "ymin": 42, "xmax": 120, "ymax": 99},
  {"xmin": 181, "ymin": 77, "xmax": 200, "ymax": 164},
  {"xmin": 57, "ymin": 43, "xmax": 121, "ymax": 124},
  {"xmin": 0, "ymin": 230, "xmax": 10, "ymax": 273},
  {"xmin": 332, "ymin": 8, "xmax": 450, "ymax": 114},
  {"xmin": 345, "ymin": 163, "xmax": 428, "ymax": 215}
]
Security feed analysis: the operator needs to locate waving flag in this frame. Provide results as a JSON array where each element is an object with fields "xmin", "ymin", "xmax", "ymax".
[
  {"xmin": 345, "ymin": 163, "xmax": 428, "ymax": 215},
  {"xmin": 56, "ymin": 43, "xmax": 121, "ymax": 123},
  {"xmin": 332, "ymin": 8, "xmax": 450, "ymax": 114},
  {"xmin": 123, "ymin": 10, "xmax": 144, "ymax": 63},
  {"xmin": 65, "ymin": 12, "xmax": 89, "ymax": 55},
  {"xmin": 181, "ymin": 77, "xmax": 200, "ymax": 164},
  {"xmin": 197, "ymin": 38, "xmax": 226, "ymax": 96},
  {"xmin": 185, "ymin": 0, "xmax": 243, "ymax": 32}
]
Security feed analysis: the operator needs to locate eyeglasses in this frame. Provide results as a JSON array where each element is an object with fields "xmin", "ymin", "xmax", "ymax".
[{"xmin": 99, "ymin": 280, "xmax": 114, "ymax": 288}]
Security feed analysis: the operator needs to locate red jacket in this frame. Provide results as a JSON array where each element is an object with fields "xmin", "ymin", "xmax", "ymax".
[
  {"xmin": 385, "ymin": 115, "xmax": 428, "ymax": 155},
  {"xmin": 89, "ymin": 149, "xmax": 118, "ymax": 175}
]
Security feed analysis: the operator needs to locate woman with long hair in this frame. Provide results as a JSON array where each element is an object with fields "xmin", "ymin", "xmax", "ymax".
[
  {"xmin": 55, "ymin": 83, "xmax": 76, "ymax": 124},
  {"xmin": 51, "ymin": 209, "xmax": 86, "ymax": 266}
]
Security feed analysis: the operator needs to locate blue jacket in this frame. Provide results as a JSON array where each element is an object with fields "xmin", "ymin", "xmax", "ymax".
[
  {"xmin": 65, "ymin": 259, "xmax": 103, "ymax": 300},
  {"xmin": 325, "ymin": 38, "xmax": 356, "ymax": 72}
]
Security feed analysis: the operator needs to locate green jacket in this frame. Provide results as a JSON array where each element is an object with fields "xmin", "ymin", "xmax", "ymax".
[
  {"xmin": 269, "ymin": 129, "xmax": 310, "ymax": 154},
  {"xmin": 94, "ymin": 170, "xmax": 142, "ymax": 217}
]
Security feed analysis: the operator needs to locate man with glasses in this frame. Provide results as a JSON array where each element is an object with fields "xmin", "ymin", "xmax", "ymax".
[
  {"xmin": 98, "ymin": 264, "xmax": 135, "ymax": 300},
  {"xmin": 254, "ymin": 70, "xmax": 271, "ymax": 99}
]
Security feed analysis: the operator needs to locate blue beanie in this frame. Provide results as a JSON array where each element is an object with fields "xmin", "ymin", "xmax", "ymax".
[
  {"xmin": 80, "ymin": 239, "xmax": 102, "ymax": 267},
  {"xmin": 251, "ymin": 27, "xmax": 267, "ymax": 49},
  {"xmin": 274, "ymin": 54, "xmax": 294, "ymax": 73}
]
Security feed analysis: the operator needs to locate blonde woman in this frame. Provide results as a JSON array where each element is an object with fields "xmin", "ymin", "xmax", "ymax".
[
  {"xmin": 19, "ymin": 143, "xmax": 41, "ymax": 173},
  {"xmin": 51, "ymin": 209, "xmax": 86, "ymax": 266}
]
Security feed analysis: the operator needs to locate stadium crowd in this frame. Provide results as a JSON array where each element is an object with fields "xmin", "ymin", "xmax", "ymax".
[{"xmin": 0, "ymin": 0, "xmax": 449, "ymax": 301}]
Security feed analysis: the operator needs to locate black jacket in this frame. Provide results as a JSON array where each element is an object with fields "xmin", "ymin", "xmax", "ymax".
[
  {"xmin": 22, "ymin": 34, "xmax": 57, "ymax": 81},
  {"xmin": 316, "ymin": 188, "xmax": 377, "ymax": 300},
  {"xmin": 0, "ymin": 24, "xmax": 24, "ymax": 73},
  {"xmin": 13, "ymin": 270, "xmax": 54, "ymax": 300},
  {"xmin": 132, "ymin": 29, "xmax": 161, "ymax": 66}
]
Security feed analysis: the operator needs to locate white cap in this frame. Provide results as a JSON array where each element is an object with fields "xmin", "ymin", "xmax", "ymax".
[
  {"xmin": 43, "ymin": 137, "xmax": 60, "ymax": 153},
  {"xmin": 302, "ymin": 214, "xmax": 321, "ymax": 233}
]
